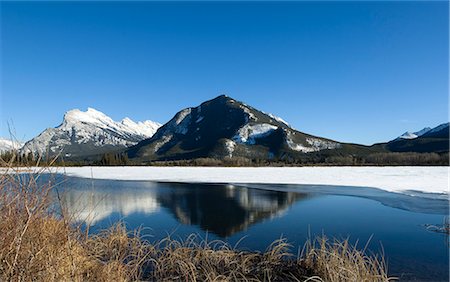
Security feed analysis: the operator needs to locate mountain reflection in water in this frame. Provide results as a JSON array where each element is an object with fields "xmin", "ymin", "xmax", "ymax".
[{"xmin": 59, "ymin": 179, "xmax": 307, "ymax": 237}]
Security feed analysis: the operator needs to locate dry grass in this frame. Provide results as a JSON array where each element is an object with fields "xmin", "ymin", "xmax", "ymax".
[
  {"xmin": 300, "ymin": 236, "xmax": 391, "ymax": 282},
  {"xmin": 0, "ymin": 163, "xmax": 394, "ymax": 281}
]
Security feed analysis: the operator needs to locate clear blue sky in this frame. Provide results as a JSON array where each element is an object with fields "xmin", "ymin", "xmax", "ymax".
[{"xmin": 1, "ymin": 1, "xmax": 448, "ymax": 145}]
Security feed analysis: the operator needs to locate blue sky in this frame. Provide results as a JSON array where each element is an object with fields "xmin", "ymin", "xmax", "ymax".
[{"xmin": 1, "ymin": 1, "xmax": 448, "ymax": 145}]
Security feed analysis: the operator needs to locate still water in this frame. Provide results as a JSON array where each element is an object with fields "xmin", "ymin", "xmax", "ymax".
[{"xmin": 53, "ymin": 176, "xmax": 449, "ymax": 281}]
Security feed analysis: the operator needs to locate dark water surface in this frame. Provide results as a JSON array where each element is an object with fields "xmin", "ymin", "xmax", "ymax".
[{"xmin": 53, "ymin": 176, "xmax": 448, "ymax": 281}]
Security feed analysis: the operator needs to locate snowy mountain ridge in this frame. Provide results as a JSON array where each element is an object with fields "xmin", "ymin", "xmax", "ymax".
[
  {"xmin": 0, "ymin": 138, "xmax": 24, "ymax": 153},
  {"xmin": 21, "ymin": 108, "xmax": 161, "ymax": 158},
  {"xmin": 397, "ymin": 127, "xmax": 432, "ymax": 140}
]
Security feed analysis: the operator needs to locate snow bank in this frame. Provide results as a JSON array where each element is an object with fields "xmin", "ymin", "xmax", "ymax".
[
  {"xmin": 233, "ymin": 124, "xmax": 277, "ymax": 144},
  {"xmin": 47, "ymin": 166, "xmax": 449, "ymax": 195}
]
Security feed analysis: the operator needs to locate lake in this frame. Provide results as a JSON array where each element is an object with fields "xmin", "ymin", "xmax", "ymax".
[{"xmin": 52, "ymin": 175, "xmax": 449, "ymax": 281}]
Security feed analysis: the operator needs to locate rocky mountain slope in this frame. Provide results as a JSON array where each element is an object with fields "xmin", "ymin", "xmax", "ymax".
[
  {"xmin": 127, "ymin": 95, "xmax": 372, "ymax": 162},
  {"xmin": 21, "ymin": 108, "xmax": 161, "ymax": 158}
]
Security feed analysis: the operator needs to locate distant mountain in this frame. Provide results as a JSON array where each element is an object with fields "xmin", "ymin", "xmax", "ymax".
[
  {"xmin": 127, "ymin": 95, "xmax": 371, "ymax": 161},
  {"xmin": 21, "ymin": 108, "xmax": 161, "ymax": 158},
  {"xmin": 396, "ymin": 127, "xmax": 431, "ymax": 140},
  {"xmin": 420, "ymin": 123, "xmax": 449, "ymax": 139},
  {"xmin": 386, "ymin": 123, "xmax": 449, "ymax": 153},
  {"xmin": 0, "ymin": 138, "xmax": 23, "ymax": 153}
]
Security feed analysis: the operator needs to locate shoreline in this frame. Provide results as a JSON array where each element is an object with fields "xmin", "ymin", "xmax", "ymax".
[{"xmin": 5, "ymin": 166, "xmax": 448, "ymax": 195}]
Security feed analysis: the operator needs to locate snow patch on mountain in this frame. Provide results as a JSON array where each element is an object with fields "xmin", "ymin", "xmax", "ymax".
[
  {"xmin": 397, "ymin": 127, "xmax": 432, "ymax": 140},
  {"xmin": 398, "ymin": 132, "xmax": 419, "ymax": 140},
  {"xmin": 306, "ymin": 138, "xmax": 341, "ymax": 150},
  {"xmin": 121, "ymin": 118, "xmax": 161, "ymax": 137},
  {"xmin": 233, "ymin": 124, "xmax": 278, "ymax": 144},
  {"xmin": 224, "ymin": 139, "xmax": 236, "ymax": 158},
  {"xmin": 0, "ymin": 138, "xmax": 24, "ymax": 152},
  {"xmin": 239, "ymin": 105, "xmax": 257, "ymax": 122},
  {"xmin": 173, "ymin": 109, "xmax": 192, "ymax": 135},
  {"xmin": 153, "ymin": 135, "xmax": 173, "ymax": 153},
  {"xmin": 175, "ymin": 108, "xmax": 192, "ymax": 125},
  {"xmin": 287, "ymin": 134, "xmax": 341, "ymax": 153},
  {"xmin": 267, "ymin": 113, "xmax": 290, "ymax": 126}
]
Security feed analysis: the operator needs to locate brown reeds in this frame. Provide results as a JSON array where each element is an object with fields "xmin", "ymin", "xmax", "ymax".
[{"xmin": 300, "ymin": 236, "xmax": 391, "ymax": 282}]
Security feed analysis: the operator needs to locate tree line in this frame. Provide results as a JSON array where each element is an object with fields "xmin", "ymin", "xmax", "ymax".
[{"xmin": 1, "ymin": 150, "xmax": 448, "ymax": 167}]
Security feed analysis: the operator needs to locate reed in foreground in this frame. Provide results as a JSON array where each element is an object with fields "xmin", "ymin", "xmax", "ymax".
[{"xmin": 0, "ymin": 166, "xmax": 393, "ymax": 281}]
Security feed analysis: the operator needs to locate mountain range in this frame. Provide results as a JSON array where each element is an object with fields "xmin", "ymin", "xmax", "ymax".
[
  {"xmin": 20, "ymin": 108, "xmax": 161, "ymax": 158},
  {"xmin": 2, "ymin": 95, "xmax": 448, "ymax": 162},
  {"xmin": 383, "ymin": 122, "xmax": 449, "ymax": 154}
]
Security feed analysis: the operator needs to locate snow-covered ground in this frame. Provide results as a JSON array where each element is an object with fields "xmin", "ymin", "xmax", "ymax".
[{"xmin": 35, "ymin": 166, "xmax": 449, "ymax": 195}]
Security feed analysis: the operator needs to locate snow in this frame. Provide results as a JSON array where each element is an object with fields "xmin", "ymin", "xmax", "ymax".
[
  {"xmin": 397, "ymin": 127, "xmax": 432, "ymax": 140},
  {"xmin": 224, "ymin": 139, "xmax": 236, "ymax": 158},
  {"xmin": 21, "ymin": 108, "xmax": 161, "ymax": 155},
  {"xmin": 239, "ymin": 105, "xmax": 257, "ymax": 121},
  {"xmin": 153, "ymin": 135, "xmax": 172, "ymax": 152},
  {"xmin": 306, "ymin": 138, "xmax": 341, "ymax": 150},
  {"xmin": 32, "ymin": 166, "xmax": 449, "ymax": 196},
  {"xmin": 173, "ymin": 109, "xmax": 192, "ymax": 134},
  {"xmin": 267, "ymin": 113, "xmax": 290, "ymax": 126},
  {"xmin": 175, "ymin": 108, "xmax": 192, "ymax": 125},
  {"xmin": 233, "ymin": 123, "xmax": 277, "ymax": 144},
  {"xmin": 396, "ymin": 124, "xmax": 448, "ymax": 140},
  {"xmin": 414, "ymin": 127, "xmax": 432, "ymax": 136},
  {"xmin": 287, "ymin": 139, "xmax": 317, "ymax": 153},
  {"xmin": 63, "ymin": 108, "xmax": 115, "ymax": 128},
  {"xmin": 121, "ymin": 118, "xmax": 161, "ymax": 137},
  {"xmin": 398, "ymin": 132, "xmax": 419, "ymax": 140},
  {"xmin": 0, "ymin": 138, "xmax": 24, "ymax": 152},
  {"xmin": 286, "ymin": 135, "xmax": 340, "ymax": 153}
]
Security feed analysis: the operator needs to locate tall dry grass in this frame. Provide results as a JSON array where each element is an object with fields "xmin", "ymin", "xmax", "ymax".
[
  {"xmin": 0, "ymin": 161, "xmax": 394, "ymax": 281},
  {"xmin": 300, "ymin": 236, "xmax": 390, "ymax": 282}
]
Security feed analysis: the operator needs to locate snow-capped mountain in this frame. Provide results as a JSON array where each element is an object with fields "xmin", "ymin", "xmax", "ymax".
[
  {"xmin": 397, "ymin": 127, "xmax": 431, "ymax": 140},
  {"xmin": 386, "ymin": 123, "xmax": 449, "ymax": 153},
  {"xmin": 0, "ymin": 138, "xmax": 24, "ymax": 153},
  {"xmin": 22, "ymin": 108, "xmax": 161, "ymax": 158},
  {"xmin": 127, "ymin": 95, "xmax": 343, "ymax": 161}
]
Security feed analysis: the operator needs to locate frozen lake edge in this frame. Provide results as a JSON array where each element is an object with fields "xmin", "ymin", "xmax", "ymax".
[{"xmin": 9, "ymin": 166, "xmax": 448, "ymax": 197}]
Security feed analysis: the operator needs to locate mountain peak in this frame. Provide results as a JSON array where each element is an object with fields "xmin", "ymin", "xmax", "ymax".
[
  {"xmin": 206, "ymin": 94, "xmax": 235, "ymax": 104},
  {"xmin": 63, "ymin": 107, "xmax": 113, "ymax": 126},
  {"xmin": 217, "ymin": 94, "xmax": 230, "ymax": 99},
  {"xmin": 397, "ymin": 127, "xmax": 432, "ymax": 140},
  {"xmin": 23, "ymin": 108, "xmax": 161, "ymax": 158},
  {"xmin": 127, "ymin": 95, "xmax": 341, "ymax": 161}
]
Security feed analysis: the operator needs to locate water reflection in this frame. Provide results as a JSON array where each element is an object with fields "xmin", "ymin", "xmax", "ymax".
[
  {"xmin": 59, "ymin": 179, "xmax": 306, "ymax": 236},
  {"xmin": 155, "ymin": 183, "xmax": 307, "ymax": 236},
  {"xmin": 62, "ymin": 185, "xmax": 160, "ymax": 225}
]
